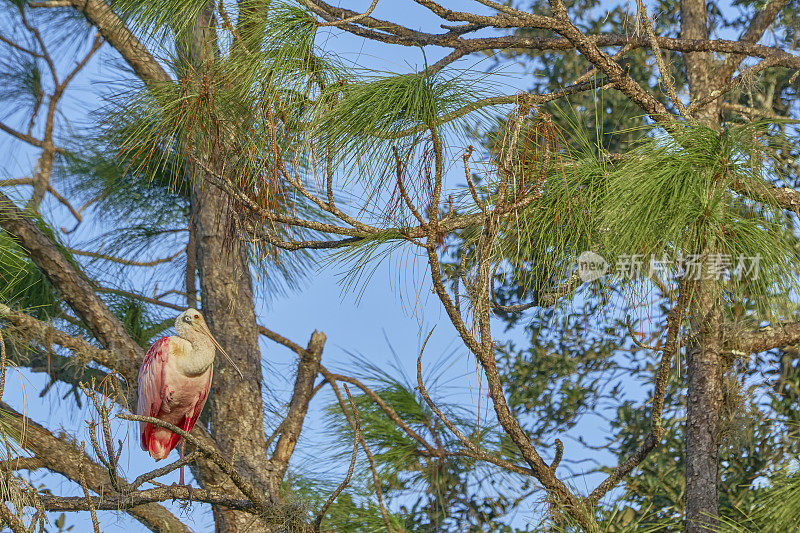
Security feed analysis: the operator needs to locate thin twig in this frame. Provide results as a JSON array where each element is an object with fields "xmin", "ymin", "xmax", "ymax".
[
  {"xmin": 71, "ymin": 247, "xmax": 185, "ymax": 267},
  {"xmin": 129, "ymin": 451, "xmax": 201, "ymax": 490},
  {"xmin": 636, "ymin": 0, "xmax": 687, "ymax": 115},
  {"xmin": 78, "ymin": 442, "xmax": 101, "ymax": 533},
  {"xmin": 0, "ymin": 329, "xmax": 6, "ymax": 401},
  {"xmin": 118, "ymin": 414, "xmax": 272, "ymax": 512},
  {"xmin": 314, "ymin": 384, "xmax": 361, "ymax": 531},
  {"xmin": 626, "ymin": 315, "xmax": 662, "ymax": 351},
  {"xmin": 316, "ymin": 0, "xmax": 381, "ymax": 27},
  {"xmin": 332, "ymin": 382, "xmax": 393, "ymax": 532},
  {"xmin": 415, "ymin": 329, "xmax": 535, "ymax": 477}
]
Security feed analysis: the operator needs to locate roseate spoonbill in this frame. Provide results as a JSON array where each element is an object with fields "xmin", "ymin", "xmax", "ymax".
[{"xmin": 137, "ymin": 308, "xmax": 243, "ymax": 484}]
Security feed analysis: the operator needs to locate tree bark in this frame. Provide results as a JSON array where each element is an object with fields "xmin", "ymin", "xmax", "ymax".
[
  {"xmin": 191, "ymin": 181, "xmax": 274, "ymax": 532},
  {"xmin": 186, "ymin": 221, "xmax": 197, "ymax": 309},
  {"xmin": 184, "ymin": 6, "xmax": 273, "ymax": 531},
  {"xmin": 0, "ymin": 192, "xmax": 142, "ymax": 379},
  {"xmin": 680, "ymin": 0, "xmax": 725, "ymax": 530},
  {"xmin": 685, "ymin": 299, "xmax": 724, "ymax": 532}
]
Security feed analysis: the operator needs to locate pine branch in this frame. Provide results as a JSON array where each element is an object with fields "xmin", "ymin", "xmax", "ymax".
[
  {"xmin": 0, "ymin": 191, "xmax": 143, "ymax": 378},
  {"xmin": 304, "ymin": 1, "xmax": 800, "ymax": 73},
  {"xmin": 65, "ymin": 0, "xmax": 171, "ymax": 86},
  {"xmin": 0, "ymin": 304, "xmax": 117, "ymax": 371},
  {"xmin": 717, "ymin": 0, "xmax": 790, "ymax": 83},
  {"xmin": 70, "ymin": 247, "xmax": 184, "ymax": 267},
  {"xmin": 0, "ymin": 122, "xmax": 64, "ymax": 153},
  {"xmin": 117, "ymin": 414, "xmax": 273, "ymax": 513},
  {"xmin": 730, "ymin": 320, "xmax": 800, "ymax": 355}
]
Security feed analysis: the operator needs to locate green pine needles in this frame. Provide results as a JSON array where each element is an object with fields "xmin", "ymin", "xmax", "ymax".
[
  {"xmin": 601, "ymin": 122, "xmax": 800, "ymax": 318},
  {"xmin": 101, "ymin": 1, "xmax": 800, "ymax": 323}
]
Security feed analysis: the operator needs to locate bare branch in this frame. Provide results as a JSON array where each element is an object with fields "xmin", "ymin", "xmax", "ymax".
[
  {"xmin": 65, "ymin": 0, "xmax": 171, "ymax": 86},
  {"xmin": 315, "ymin": 0, "xmax": 380, "ymax": 27},
  {"xmin": 78, "ymin": 442, "xmax": 101, "ymax": 533},
  {"xmin": 588, "ymin": 280, "xmax": 689, "ymax": 503},
  {"xmin": 95, "ymin": 286, "xmax": 185, "ymax": 311},
  {"xmin": 269, "ymin": 330, "xmax": 326, "ymax": 489},
  {"xmin": 0, "ymin": 304, "xmax": 117, "ymax": 371},
  {"xmin": 70, "ymin": 247, "xmax": 185, "ymax": 267},
  {"xmin": 325, "ymin": 378, "xmax": 393, "ymax": 532},
  {"xmin": 731, "ymin": 320, "xmax": 800, "ymax": 355},
  {"xmin": 636, "ymin": 0, "xmax": 687, "ymax": 115},
  {"xmin": 313, "ymin": 384, "xmax": 361, "ymax": 531},
  {"xmin": 415, "ymin": 332, "xmax": 535, "ymax": 477},
  {"xmin": 0, "ymin": 123, "xmax": 65, "ymax": 154},
  {"xmin": 0, "ymin": 401, "xmax": 191, "ymax": 532},
  {"xmin": 717, "ymin": 0, "xmax": 790, "ymax": 83},
  {"xmin": 37, "ymin": 488, "xmax": 257, "ymax": 513}
]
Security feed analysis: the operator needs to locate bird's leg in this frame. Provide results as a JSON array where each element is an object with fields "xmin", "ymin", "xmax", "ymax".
[
  {"xmin": 178, "ymin": 437, "xmax": 195, "ymax": 502},
  {"xmin": 179, "ymin": 439, "xmax": 186, "ymax": 485}
]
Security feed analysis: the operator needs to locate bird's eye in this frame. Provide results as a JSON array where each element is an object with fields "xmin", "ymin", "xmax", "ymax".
[{"xmin": 194, "ymin": 314, "xmax": 200, "ymax": 319}]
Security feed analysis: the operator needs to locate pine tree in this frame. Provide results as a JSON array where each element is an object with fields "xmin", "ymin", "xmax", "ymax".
[{"xmin": 0, "ymin": 1, "xmax": 798, "ymax": 532}]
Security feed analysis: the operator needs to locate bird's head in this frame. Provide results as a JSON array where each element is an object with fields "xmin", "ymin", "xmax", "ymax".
[{"xmin": 176, "ymin": 309, "xmax": 244, "ymax": 378}]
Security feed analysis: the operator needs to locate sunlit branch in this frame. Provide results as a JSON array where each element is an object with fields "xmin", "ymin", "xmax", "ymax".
[
  {"xmin": 38, "ymin": 489, "xmax": 256, "ymax": 513},
  {"xmin": 0, "ymin": 304, "xmax": 116, "ymax": 370},
  {"xmin": 325, "ymin": 378, "xmax": 393, "ymax": 532},
  {"xmin": 415, "ymin": 333, "xmax": 535, "ymax": 477},
  {"xmin": 716, "ymin": 0, "xmax": 790, "ymax": 83},
  {"xmin": 588, "ymin": 280, "xmax": 689, "ymax": 504},
  {"xmin": 315, "ymin": 0, "xmax": 380, "ymax": 27},
  {"xmin": 686, "ymin": 55, "xmax": 784, "ymax": 115},
  {"xmin": 0, "ymin": 401, "xmax": 190, "ymax": 532},
  {"xmin": 269, "ymin": 330, "xmax": 325, "ymax": 490},
  {"xmin": 306, "ymin": 0, "xmax": 800, "ymax": 74}
]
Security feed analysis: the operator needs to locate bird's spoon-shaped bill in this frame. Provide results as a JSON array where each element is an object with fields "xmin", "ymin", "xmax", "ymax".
[{"xmin": 197, "ymin": 322, "xmax": 244, "ymax": 378}]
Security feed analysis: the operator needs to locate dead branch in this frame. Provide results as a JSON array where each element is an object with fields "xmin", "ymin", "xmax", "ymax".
[
  {"xmin": 0, "ymin": 191, "xmax": 144, "ymax": 379},
  {"xmin": 69, "ymin": 247, "xmax": 185, "ymax": 267},
  {"xmin": 325, "ymin": 379, "xmax": 393, "ymax": 532},
  {"xmin": 78, "ymin": 442, "xmax": 101, "ymax": 533},
  {"xmin": 415, "ymin": 332, "xmax": 536, "ymax": 477},
  {"xmin": 313, "ymin": 384, "xmax": 361, "ymax": 531},
  {"xmin": 636, "ymin": 0, "xmax": 687, "ymax": 115},
  {"xmin": 588, "ymin": 280, "xmax": 689, "ymax": 504},
  {"xmin": 269, "ymin": 330, "xmax": 326, "ymax": 490}
]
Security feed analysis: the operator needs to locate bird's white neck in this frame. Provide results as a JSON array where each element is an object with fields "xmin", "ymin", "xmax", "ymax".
[{"xmin": 174, "ymin": 334, "xmax": 215, "ymax": 377}]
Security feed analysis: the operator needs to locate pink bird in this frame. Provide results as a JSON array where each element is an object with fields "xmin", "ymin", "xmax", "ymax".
[{"xmin": 137, "ymin": 308, "xmax": 243, "ymax": 484}]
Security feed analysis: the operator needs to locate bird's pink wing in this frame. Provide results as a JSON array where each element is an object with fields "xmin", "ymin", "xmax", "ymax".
[
  {"xmin": 137, "ymin": 337, "xmax": 170, "ymax": 451},
  {"xmin": 183, "ymin": 363, "xmax": 213, "ymax": 435}
]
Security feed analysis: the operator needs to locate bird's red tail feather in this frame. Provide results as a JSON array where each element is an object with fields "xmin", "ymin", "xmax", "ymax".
[{"xmin": 142, "ymin": 423, "xmax": 181, "ymax": 460}]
